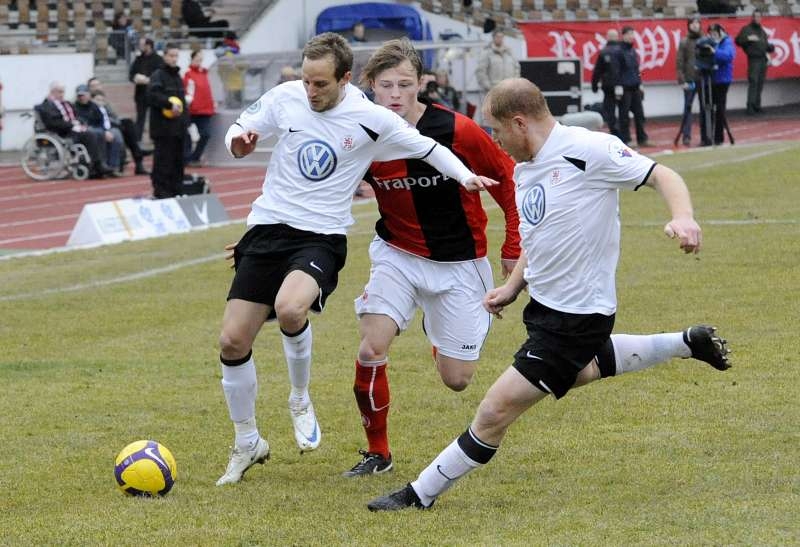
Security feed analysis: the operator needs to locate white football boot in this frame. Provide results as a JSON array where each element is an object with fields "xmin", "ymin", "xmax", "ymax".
[
  {"xmin": 288, "ymin": 398, "xmax": 321, "ymax": 453},
  {"xmin": 216, "ymin": 437, "xmax": 270, "ymax": 486}
]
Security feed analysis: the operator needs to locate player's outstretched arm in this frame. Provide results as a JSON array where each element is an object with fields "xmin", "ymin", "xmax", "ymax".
[
  {"xmin": 462, "ymin": 175, "xmax": 500, "ymax": 192},
  {"xmin": 422, "ymin": 144, "xmax": 498, "ymax": 192},
  {"xmin": 647, "ymin": 164, "xmax": 702, "ymax": 254}
]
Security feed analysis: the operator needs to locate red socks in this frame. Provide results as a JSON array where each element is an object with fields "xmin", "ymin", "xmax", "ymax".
[{"xmin": 353, "ymin": 359, "xmax": 390, "ymax": 459}]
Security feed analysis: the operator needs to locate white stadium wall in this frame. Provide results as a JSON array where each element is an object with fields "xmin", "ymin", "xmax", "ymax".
[{"xmin": 0, "ymin": 53, "xmax": 95, "ymax": 151}]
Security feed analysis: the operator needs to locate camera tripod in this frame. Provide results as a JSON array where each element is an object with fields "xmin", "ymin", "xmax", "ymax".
[{"xmin": 674, "ymin": 72, "xmax": 734, "ymax": 146}]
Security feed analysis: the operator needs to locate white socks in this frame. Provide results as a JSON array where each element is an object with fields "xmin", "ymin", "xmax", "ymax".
[
  {"xmin": 220, "ymin": 354, "xmax": 260, "ymax": 449},
  {"xmin": 411, "ymin": 429, "xmax": 495, "ymax": 506},
  {"xmin": 282, "ymin": 321, "xmax": 313, "ymax": 405},
  {"xmin": 611, "ymin": 332, "xmax": 691, "ymax": 375}
]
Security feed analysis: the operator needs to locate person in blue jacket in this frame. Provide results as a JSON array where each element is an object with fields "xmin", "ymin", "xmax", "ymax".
[{"xmin": 708, "ymin": 23, "xmax": 735, "ymax": 145}]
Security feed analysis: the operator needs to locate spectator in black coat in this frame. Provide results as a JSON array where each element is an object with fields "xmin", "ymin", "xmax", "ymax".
[
  {"xmin": 74, "ymin": 84, "xmax": 124, "ymax": 176},
  {"xmin": 37, "ymin": 81, "xmax": 113, "ymax": 178},
  {"xmin": 617, "ymin": 26, "xmax": 650, "ymax": 147},
  {"xmin": 182, "ymin": 0, "xmax": 230, "ymax": 39},
  {"xmin": 591, "ymin": 29, "xmax": 623, "ymax": 138},
  {"xmin": 147, "ymin": 43, "xmax": 187, "ymax": 199},
  {"xmin": 88, "ymin": 76, "xmax": 151, "ymax": 175},
  {"xmin": 129, "ymin": 37, "xmax": 164, "ymax": 142}
]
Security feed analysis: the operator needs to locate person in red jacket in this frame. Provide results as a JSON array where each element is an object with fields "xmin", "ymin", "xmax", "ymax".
[
  {"xmin": 343, "ymin": 39, "xmax": 521, "ymax": 478},
  {"xmin": 183, "ymin": 49, "xmax": 216, "ymax": 166}
]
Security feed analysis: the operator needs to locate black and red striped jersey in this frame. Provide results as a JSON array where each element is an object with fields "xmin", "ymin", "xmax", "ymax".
[{"xmin": 365, "ymin": 101, "xmax": 520, "ymax": 262}]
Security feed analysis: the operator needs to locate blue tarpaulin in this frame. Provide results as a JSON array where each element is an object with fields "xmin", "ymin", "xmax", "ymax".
[{"xmin": 315, "ymin": 2, "xmax": 432, "ymax": 41}]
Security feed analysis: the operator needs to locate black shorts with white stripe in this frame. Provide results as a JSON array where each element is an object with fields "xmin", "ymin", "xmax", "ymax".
[
  {"xmin": 227, "ymin": 223, "xmax": 347, "ymax": 320},
  {"xmin": 511, "ymin": 298, "xmax": 615, "ymax": 399}
]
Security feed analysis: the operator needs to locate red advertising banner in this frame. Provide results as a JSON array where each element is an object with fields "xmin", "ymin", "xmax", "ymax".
[{"xmin": 518, "ymin": 16, "xmax": 800, "ymax": 82}]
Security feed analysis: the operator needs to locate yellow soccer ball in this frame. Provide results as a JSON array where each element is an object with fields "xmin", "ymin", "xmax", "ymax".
[
  {"xmin": 162, "ymin": 96, "xmax": 183, "ymax": 119},
  {"xmin": 114, "ymin": 440, "xmax": 177, "ymax": 497}
]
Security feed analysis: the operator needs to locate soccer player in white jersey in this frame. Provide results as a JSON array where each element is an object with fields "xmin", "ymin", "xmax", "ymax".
[
  {"xmin": 215, "ymin": 32, "xmax": 497, "ymax": 486},
  {"xmin": 368, "ymin": 78, "xmax": 731, "ymax": 511}
]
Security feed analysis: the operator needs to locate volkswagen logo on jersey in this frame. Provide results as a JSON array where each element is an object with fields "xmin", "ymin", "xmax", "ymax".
[
  {"xmin": 522, "ymin": 183, "xmax": 546, "ymax": 226},
  {"xmin": 297, "ymin": 140, "xmax": 337, "ymax": 181}
]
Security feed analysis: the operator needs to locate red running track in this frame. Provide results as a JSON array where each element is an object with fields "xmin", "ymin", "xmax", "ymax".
[{"xmin": 1, "ymin": 112, "xmax": 798, "ymax": 253}]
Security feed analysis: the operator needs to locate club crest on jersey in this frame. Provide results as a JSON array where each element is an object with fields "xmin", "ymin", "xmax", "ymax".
[
  {"xmin": 521, "ymin": 183, "xmax": 546, "ymax": 226},
  {"xmin": 550, "ymin": 169, "xmax": 561, "ymax": 186},
  {"xmin": 609, "ymin": 140, "xmax": 634, "ymax": 165},
  {"xmin": 297, "ymin": 140, "xmax": 337, "ymax": 181},
  {"xmin": 342, "ymin": 135, "xmax": 354, "ymax": 151}
]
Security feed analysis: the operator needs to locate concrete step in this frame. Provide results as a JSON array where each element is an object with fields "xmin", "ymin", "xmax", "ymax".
[{"xmin": 93, "ymin": 62, "xmax": 130, "ymax": 84}]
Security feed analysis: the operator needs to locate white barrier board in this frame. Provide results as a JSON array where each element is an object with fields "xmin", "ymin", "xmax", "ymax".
[{"xmin": 67, "ymin": 198, "xmax": 191, "ymax": 247}]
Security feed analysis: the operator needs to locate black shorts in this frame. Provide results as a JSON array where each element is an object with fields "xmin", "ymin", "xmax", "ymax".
[
  {"xmin": 227, "ymin": 223, "xmax": 347, "ymax": 320},
  {"xmin": 512, "ymin": 298, "xmax": 615, "ymax": 399}
]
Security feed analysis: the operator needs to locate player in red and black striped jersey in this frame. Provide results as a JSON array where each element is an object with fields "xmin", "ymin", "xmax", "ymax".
[{"xmin": 344, "ymin": 39, "xmax": 521, "ymax": 478}]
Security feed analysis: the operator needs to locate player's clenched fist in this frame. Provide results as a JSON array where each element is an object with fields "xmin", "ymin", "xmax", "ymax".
[{"xmin": 230, "ymin": 131, "xmax": 259, "ymax": 158}]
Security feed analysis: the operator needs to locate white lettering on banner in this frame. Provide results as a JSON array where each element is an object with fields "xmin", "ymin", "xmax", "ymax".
[
  {"xmin": 767, "ymin": 28, "xmax": 798, "ymax": 66},
  {"xmin": 372, "ymin": 174, "xmax": 450, "ymax": 191},
  {"xmin": 549, "ymin": 31, "xmax": 578, "ymax": 59},
  {"xmin": 634, "ymin": 27, "xmax": 672, "ymax": 71}
]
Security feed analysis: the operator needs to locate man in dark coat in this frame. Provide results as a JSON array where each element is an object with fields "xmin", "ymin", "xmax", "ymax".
[
  {"xmin": 735, "ymin": 9, "xmax": 774, "ymax": 115},
  {"xmin": 591, "ymin": 29, "xmax": 622, "ymax": 139},
  {"xmin": 129, "ymin": 37, "xmax": 164, "ymax": 142},
  {"xmin": 147, "ymin": 43, "xmax": 187, "ymax": 199},
  {"xmin": 617, "ymin": 26, "xmax": 650, "ymax": 148}
]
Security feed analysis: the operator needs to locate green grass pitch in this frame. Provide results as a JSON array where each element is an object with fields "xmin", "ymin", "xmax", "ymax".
[{"xmin": 1, "ymin": 142, "xmax": 798, "ymax": 545}]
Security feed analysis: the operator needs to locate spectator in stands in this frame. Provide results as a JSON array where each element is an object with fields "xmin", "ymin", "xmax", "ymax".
[
  {"xmin": 183, "ymin": 50, "xmax": 216, "ymax": 167},
  {"xmin": 617, "ymin": 26, "xmax": 650, "ymax": 148},
  {"xmin": 110, "ymin": 12, "xmax": 137, "ymax": 63},
  {"xmin": 219, "ymin": 59, "xmax": 247, "ymax": 108},
  {"xmin": 38, "ymin": 82, "xmax": 114, "ymax": 178},
  {"xmin": 182, "ymin": 0, "xmax": 230, "ymax": 40},
  {"xmin": 735, "ymin": 9, "xmax": 774, "ymax": 116},
  {"xmin": 129, "ymin": 37, "xmax": 164, "ymax": 143},
  {"xmin": 349, "ymin": 21, "xmax": 367, "ymax": 44},
  {"xmin": 697, "ymin": 0, "xmax": 737, "ymax": 15},
  {"xmin": 591, "ymin": 29, "xmax": 623, "ymax": 139},
  {"xmin": 475, "ymin": 30, "xmax": 520, "ymax": 94},
  {"xmin": 215, "ymin": 30, "xmax": 241, "ymax": 57},
  {"xmin": 147, "ymin": 43, "xmax": 187, "ymax": 199},
  {"xmin": 676, "ymin": 15, "xmax": 709, "ymax": 147},
  {"xmin": 707, "ymin": 23, "xmax": 735, "ymax": 145},
  {"xmin": 277, "ymin": 65, "xmax": 299, "ymax": 85},
  {"xmin": 88, "ymin": 76, "xmax": 151, "ymax": 175},
  {"xmin": 433, "ymin": 69, "xmax": 460, "ymax": 112},
  {"xmin": 74, "ymin": 84, "xmax": 124, "ymax": 176}
]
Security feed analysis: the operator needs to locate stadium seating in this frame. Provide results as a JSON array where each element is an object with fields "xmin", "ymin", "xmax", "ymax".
[
  {"xmin": 0, "ymin": 1, "xmax": 255, "ymax": 58},
  {"xmin": 418, "ymin": 0, "xmax": 797, "ymax": 24}
]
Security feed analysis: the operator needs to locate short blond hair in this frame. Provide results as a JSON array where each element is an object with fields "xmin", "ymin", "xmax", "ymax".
[
  {"xmin": 303, "ymin": 32, "xmax": 353, "ymax": 80},
  {"xmin": 486, "ymin": 78, "xmax": 550, "ymax": 121},
  {"xmin": 359, "ymin": 38, "xmax": 423, "ymax": 88}
]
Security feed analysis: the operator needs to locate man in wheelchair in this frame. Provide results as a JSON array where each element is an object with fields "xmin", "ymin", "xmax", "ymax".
[{"xmin": 38, "ymin": 81, "xmax": 116, "ymax": 178}]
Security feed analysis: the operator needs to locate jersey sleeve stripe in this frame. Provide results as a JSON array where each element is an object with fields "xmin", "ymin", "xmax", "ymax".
[
  {"xmin": 634, "ymin": 162, "xmax": 657, "ymax": 191},
  {"xmin": 419, "ymin": 143, "xmax": 437, "ymax": 160}
]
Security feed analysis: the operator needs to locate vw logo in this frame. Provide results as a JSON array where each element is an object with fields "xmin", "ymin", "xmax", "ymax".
[
  {"xmin": 297, "ymin": 140, "xmax": 337, "ymax": 181},
  {"xmin": 521, "ymin": 184, "xmax": 546, "ymax": 226}
]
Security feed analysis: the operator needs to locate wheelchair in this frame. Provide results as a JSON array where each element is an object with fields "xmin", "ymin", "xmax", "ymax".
[{"xmin": 20, "ymin": 107, "xmax": 92, "ymax": 181}]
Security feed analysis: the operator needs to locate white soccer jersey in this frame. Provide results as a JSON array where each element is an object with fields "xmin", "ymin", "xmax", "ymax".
[
  {"xmin": 230, "ymin": 81, "xmax": 470, "ymax": 235},
  {"xmin": 514, "ymin": 123, "xmax": 656, "ymax": 315}
]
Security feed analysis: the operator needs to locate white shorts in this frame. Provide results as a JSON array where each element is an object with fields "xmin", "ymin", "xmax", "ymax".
[{"xmin": 354, "ymin": 237, "xmax": 494, "ymax": 361}]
